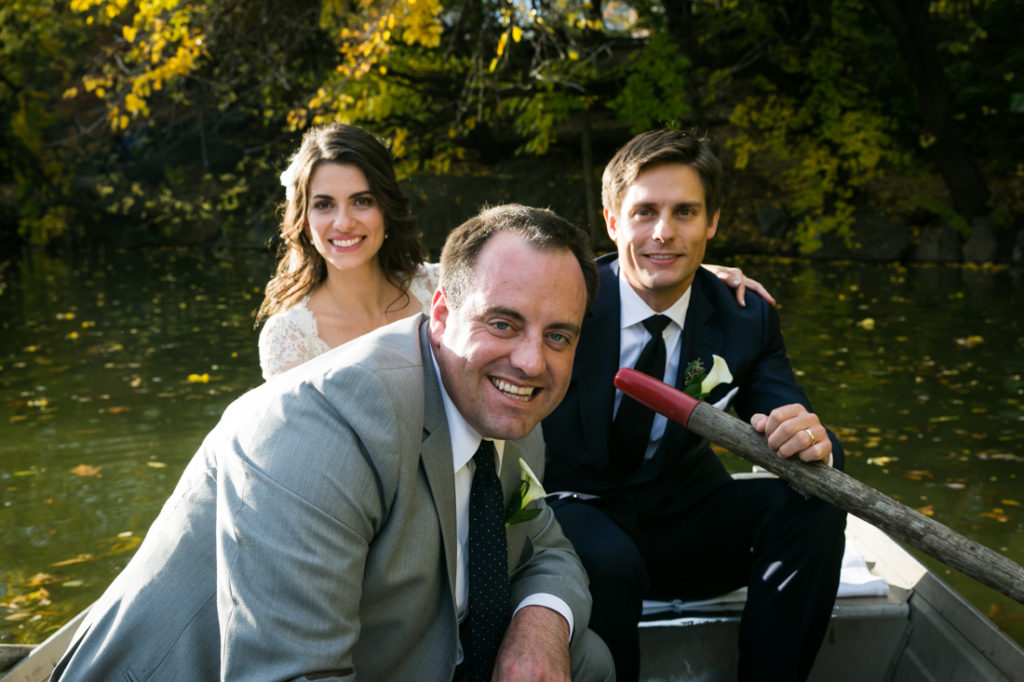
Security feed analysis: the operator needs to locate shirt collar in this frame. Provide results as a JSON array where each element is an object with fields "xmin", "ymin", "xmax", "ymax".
[
  {"xmin": 429, "ymin": 344, "xmax": 499, "ymax": 474},
  {"xmin": 615, "ymin": 260, "xmax": 692, "ymax": 332}
]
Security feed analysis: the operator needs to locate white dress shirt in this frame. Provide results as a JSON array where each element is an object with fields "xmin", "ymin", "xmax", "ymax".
[
  {"xmin": 613, "ymin": 263, "xmax": 692, "ymax": 460},
  {"xmin": 429, "ymin": 347, "xmax": 574, "ymax": 638}
]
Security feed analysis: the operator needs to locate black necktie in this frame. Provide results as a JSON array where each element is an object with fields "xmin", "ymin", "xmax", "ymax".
[
  {"xmin": 610, "ymin": 314, "xmax": 671, "ymax": 472},
  {"xmin": 468, "ymin": 439, "xmax": 510, "ymax": 681}
]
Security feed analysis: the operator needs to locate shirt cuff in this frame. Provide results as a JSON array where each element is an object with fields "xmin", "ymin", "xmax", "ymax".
[{"xmin": 513, "ymin": 594, "xmax": 574, "ymax": 639}]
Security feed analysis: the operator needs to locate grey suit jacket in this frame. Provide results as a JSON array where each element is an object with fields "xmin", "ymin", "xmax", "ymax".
[{"xmin": 52, "ymin": 314, "xmax": 592, "ymax": 681}]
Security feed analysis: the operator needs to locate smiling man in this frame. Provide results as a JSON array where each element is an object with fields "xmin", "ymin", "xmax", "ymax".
[
  {"xmin": 51, "ymin": 204, "xmax": 613, "ymax": 682},
  {"xmin": 542, "ymin": 129, "xmax": 847, "ymax": 682}
]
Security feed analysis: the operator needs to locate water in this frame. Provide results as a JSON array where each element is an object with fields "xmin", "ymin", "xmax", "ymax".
[{"xmin": 1, "ymin": 249, "xmax": 1022, "ymax": 647}]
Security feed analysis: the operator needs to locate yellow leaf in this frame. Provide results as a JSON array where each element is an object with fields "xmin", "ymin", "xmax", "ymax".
[
  {"xmin": 27, "ymin": 573, "xmax": 58, "ymax": 587},
  {"xmin": 123, "ymin": 25, "xmax": 137, "ymax": 43},
  {"xmin": 858, "ymin": 317, "xmax": 875, "ymax": 330},
  {"xmin": 51, "ymin": 554, "xmax": 95, "ymax": 567},
  {"xmin": 512, "ymin": 26, "xmax": 522, "ymax": 42},
  {"xmin": 70, "ymin": 464, "xmax": 102, "ymax": 477}
]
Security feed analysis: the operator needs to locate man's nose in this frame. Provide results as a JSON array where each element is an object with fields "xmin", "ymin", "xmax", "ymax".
[
  {"xmin": 652, "ymin": 213, "xmax": 673, "ymax": 242},
  {"xmin": 510, "ymin": 336, "xmax": 545, "ymax": 376}
]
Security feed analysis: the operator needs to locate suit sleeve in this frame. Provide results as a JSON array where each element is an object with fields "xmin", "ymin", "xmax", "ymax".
[
  {"xmin": 214, "ymin": 372, "xmax": 394, "ymax": 680},
  {"xmin": 505, "ymin": 433, "xmax": 593, "ymax": 645},
  {"xmin": 730, "ymin": 299, "xmax": 845, "ymax": 470}
]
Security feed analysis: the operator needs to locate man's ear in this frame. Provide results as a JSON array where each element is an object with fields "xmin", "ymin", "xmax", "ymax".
[
  {"xmin": 706, "ymin": 209, "xmax": 721, "ymax": 240},
  {"xmin": 428, "ymin": 286, "xmax": 450, "ymax": 346},
  {"xmin": 604, "ymin": 208, "xmax": 617, "ymax": 243}
]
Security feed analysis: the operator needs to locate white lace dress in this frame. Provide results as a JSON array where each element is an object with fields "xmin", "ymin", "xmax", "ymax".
[{"xmin": 258, "ymin": 262, "xmax": 441, "ymax": 380}]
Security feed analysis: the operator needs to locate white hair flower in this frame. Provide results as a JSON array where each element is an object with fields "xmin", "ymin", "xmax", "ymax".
[{"xmin": 279, "ymin": 162, "xmax": 298, "ymax": 202}]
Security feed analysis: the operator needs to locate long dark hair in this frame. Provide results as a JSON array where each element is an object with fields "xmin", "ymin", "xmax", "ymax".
[{"xmin": 257, "ymin": 123, "xmax": 427, "ymax": 323}]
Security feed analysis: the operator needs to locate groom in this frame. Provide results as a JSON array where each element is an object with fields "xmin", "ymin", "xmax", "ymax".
[
  {"xmin": 51, "ymin": 204, "xmax": 613, "ymax": 681},
  {"xmin": 543, "ymin": 129, "xmax": 847, "ymax": 681}
]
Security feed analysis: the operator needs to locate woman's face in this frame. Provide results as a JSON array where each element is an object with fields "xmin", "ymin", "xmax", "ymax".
[{"xmin": 305, "ymin": 162, "xmax": 386, "ymax": 275}]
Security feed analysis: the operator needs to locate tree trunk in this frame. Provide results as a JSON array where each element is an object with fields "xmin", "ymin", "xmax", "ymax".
[{"xmin": 866, "ymin": 0, "xmax": 990, "ymax": 222}]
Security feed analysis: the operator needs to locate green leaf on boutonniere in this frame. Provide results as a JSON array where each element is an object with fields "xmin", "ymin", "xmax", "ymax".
[
  {"xmin": 682, "ymin": 354, "xmax": 733, "ymax": 400},
  {"xmin": 506, "ymin": 458, "xmax": 546, "ymax": 527}
]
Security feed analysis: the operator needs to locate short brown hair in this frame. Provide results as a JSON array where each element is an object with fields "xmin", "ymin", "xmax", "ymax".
[
  {"xmin": 440, "ymin": 204, "xmax": 598, "ymax": 314},
  {"xmin": 601, "ymin": 129, "xmax": 724, "ymax": 218}
]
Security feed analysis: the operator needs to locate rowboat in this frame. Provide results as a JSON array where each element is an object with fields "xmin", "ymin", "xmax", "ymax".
[
  {"xmin": 3, "ymin": 514, "xmax": 1022, "ymax": 681},
  {"xmin": 638, "ymin": 513, "xmax": 1024, "ymax": 681}
]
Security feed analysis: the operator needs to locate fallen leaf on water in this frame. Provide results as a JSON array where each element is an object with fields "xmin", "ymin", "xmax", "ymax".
[
  {"xmin": 70, "ymin": 464, "xmax": 101, "ymax": 477},
  {"xmin": 26, "ymin": 573, "xmax": 58, "ymax": 587},
  {"xmin": 1001, "ymin": 499, "xmax": 1020, "ymax": 507},
  {"xmin": 928, "ymin": 415, "xmax": 959, "ymax": 423},
  {"xmin": 187, "ymin": 373, "xmax": 210, "ymax": 383},
  {"xmin": 51, "ymin": 554, "xmax": 93, "ymax": 567},
  {"xmin": 981, "ymin": 508, "xmax": 1010, "ymax": 523},
  {"xmin": 100, "ymin": 406, "xmax": 131, "ymax": 415},
  {"xmin": 858, "ymin": 318, "xmax": 875, "ymax": 330},
  {"xmin": 954, "ymin": 335, "xmax": 984, "ymax": 348},
  {"xmin": 945, "ymin": 482, "xmax": 966, "ymax": 489},
  {"xmin": 5, "ymin": 612, "xmax": 32, "ymax": 622},
  {"xmin": 62, "ymin": 580, "xmax": 84, "ymax": 588},
  {"xmin": 146, "ymin": 461, "xmax": 167, "ymax": 468},
  {"xmin": 916, "ymin": 505, "xmax": 935, "ymax": 516},
  {"xmin": 867, "ymin": 456, "xmax": 897, "ymax": 466}
]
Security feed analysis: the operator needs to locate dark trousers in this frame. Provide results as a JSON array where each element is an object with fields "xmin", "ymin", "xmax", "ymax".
[{"xmin": 553, "ymin": 478, "xmax": 846, "ymax": 682}]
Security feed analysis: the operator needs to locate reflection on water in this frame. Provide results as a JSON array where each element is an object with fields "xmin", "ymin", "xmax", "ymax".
[{"xmin": 1, "ymin": 249, "xmax": 1022, "ymax": 647}]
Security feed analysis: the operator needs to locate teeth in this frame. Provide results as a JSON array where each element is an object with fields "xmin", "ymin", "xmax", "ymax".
[
  {"xmin": 491, "ymin": 378, "xmax": 535, "ymax": 402},
  {"xmin": 648, "ymin": 254, "xmax": 675, "ymax": 260},
  {"xmin": 330, "ymin": 236, "xmax": 362, "ymax": 248}
]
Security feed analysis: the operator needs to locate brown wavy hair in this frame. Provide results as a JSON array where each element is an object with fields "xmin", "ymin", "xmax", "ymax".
[{"xmin": 256, "ymin": 123, "xmax": 427, "ymax": 324}]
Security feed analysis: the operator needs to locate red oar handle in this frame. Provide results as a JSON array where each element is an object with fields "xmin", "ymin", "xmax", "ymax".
[{"xmin": 614, "ymin": 368, "xmax": 700, "ymax": 427}]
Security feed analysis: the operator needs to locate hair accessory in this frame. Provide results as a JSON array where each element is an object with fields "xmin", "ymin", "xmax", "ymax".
[{"xmin": 279, "ymin": 162, "xmax": 298, "ymax": 202}]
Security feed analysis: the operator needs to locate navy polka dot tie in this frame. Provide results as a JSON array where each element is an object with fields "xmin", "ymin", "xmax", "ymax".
[
  {"xmin": 610, "ymin": 314, "xmax": 671, "ymax": 472},
  {"xmin": 468, "ymin": 439, "xmax": 510, "ymax": 681}
]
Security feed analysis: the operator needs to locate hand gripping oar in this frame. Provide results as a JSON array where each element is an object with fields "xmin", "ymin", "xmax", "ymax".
[{"xmin": 614, "ymin": 367, "xmax": 1024, "ymax": 605}]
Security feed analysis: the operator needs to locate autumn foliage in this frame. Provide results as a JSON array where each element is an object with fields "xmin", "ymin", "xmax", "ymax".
[{"xmin": 1, "ymin": 1, "xmax": 1021, "ymax": 251}]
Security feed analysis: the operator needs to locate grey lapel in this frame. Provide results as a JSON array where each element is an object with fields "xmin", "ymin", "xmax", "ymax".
[{"xmin": 417, "ymin": 321, "xmax": 459, "ymax": 605}]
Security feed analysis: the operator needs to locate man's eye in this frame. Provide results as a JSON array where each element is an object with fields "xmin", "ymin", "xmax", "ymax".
[{"xmin": 549, "ymin": 332, "xmax": 569, "ymax": 345}]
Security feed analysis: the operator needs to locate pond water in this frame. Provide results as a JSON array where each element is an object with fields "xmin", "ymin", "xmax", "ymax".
[{"xmin": 2, "ymin": 248, "xmax": 1022, "ymax": 648}]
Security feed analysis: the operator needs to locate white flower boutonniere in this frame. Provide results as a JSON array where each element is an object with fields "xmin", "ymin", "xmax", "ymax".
[
  {"xmin": 505, "ymin": 458, "xmax": 546, "ymax": 527},
  {"xmin": 682, "ymin": 354, "xmax": 733, "ymax": 399}
]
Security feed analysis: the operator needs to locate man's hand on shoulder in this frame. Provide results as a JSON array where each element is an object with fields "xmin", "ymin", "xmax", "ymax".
[
  {"xmin": 493, "ymin": 605, "xmax": 571, "ymax": 681},
  {"xmin": 750, "ymin": 403, "xmax": 832, "ymax": 465}
]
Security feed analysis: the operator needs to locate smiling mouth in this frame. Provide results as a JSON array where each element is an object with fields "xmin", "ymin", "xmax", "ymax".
[
  {"xmin": 490, "ymin": 377, "xmax": 537, "ymax": 402},
  {"xmin": 329, "ymin": 236, "xmax": 364, "ymax": 248},
  {"xmin": 645, "ymin": 253, "xmax": 678, "ymax": 261}
]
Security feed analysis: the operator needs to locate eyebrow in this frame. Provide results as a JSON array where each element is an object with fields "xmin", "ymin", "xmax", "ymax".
[
  {"xmin": 310, "ymin": 189, "xmax": 373, "ymax": 201},
  {"xmin": 484, "ymin": 306, "xmax": 581, "ymax": 338},
  {"xmin": 630, "ymin": 200, "xmax": 703, "ymax": 212}
]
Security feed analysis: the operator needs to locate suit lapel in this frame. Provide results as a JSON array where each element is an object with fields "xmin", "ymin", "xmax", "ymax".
[
  {"xmin": 417, "ymin": 322, "xmax": 459, "ymax": 604},
  {"xmin": 574, "ymin": 260, "xmax": 621, "ymax": 462}
]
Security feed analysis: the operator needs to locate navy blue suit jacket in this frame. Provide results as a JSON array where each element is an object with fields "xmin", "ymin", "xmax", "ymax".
[{"xmin": 543, "ymin": 255, "xmax": 844, "ymax": 515}]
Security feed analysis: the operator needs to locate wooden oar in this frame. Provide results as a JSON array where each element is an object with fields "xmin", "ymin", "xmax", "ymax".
[{"xmin": 614, "ymin": 367, "xmax": 1024, "ymax": 605}]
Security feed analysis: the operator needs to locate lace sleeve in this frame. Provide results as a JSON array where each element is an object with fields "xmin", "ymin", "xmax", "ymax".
[
  {"xmin": 408, "ymin": 262, "xmax": 442, "ymax": 313},
  {"xmin": 258, "ymin": 307, "xmax": 323, "ymax": 380}
]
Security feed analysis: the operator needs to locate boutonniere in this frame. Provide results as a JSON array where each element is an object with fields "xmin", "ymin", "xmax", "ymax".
[
  {"xmin": 506, "ymin": 458, "xmax": 546, "ymax": 527},
  {"xmin": 682, "ymin": 354, "xmax": 733, "ymax": 399}
]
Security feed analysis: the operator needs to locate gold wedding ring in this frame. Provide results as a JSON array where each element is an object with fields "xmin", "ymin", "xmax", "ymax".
[{"xmin": 805, "ymin": 428, "xmax": 816, "ymax": 446}]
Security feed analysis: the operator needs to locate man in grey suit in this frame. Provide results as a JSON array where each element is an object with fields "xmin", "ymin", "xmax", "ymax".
[{"xmin": 52, "ymin": 204, "xmax": 613, "ymax": 681}]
